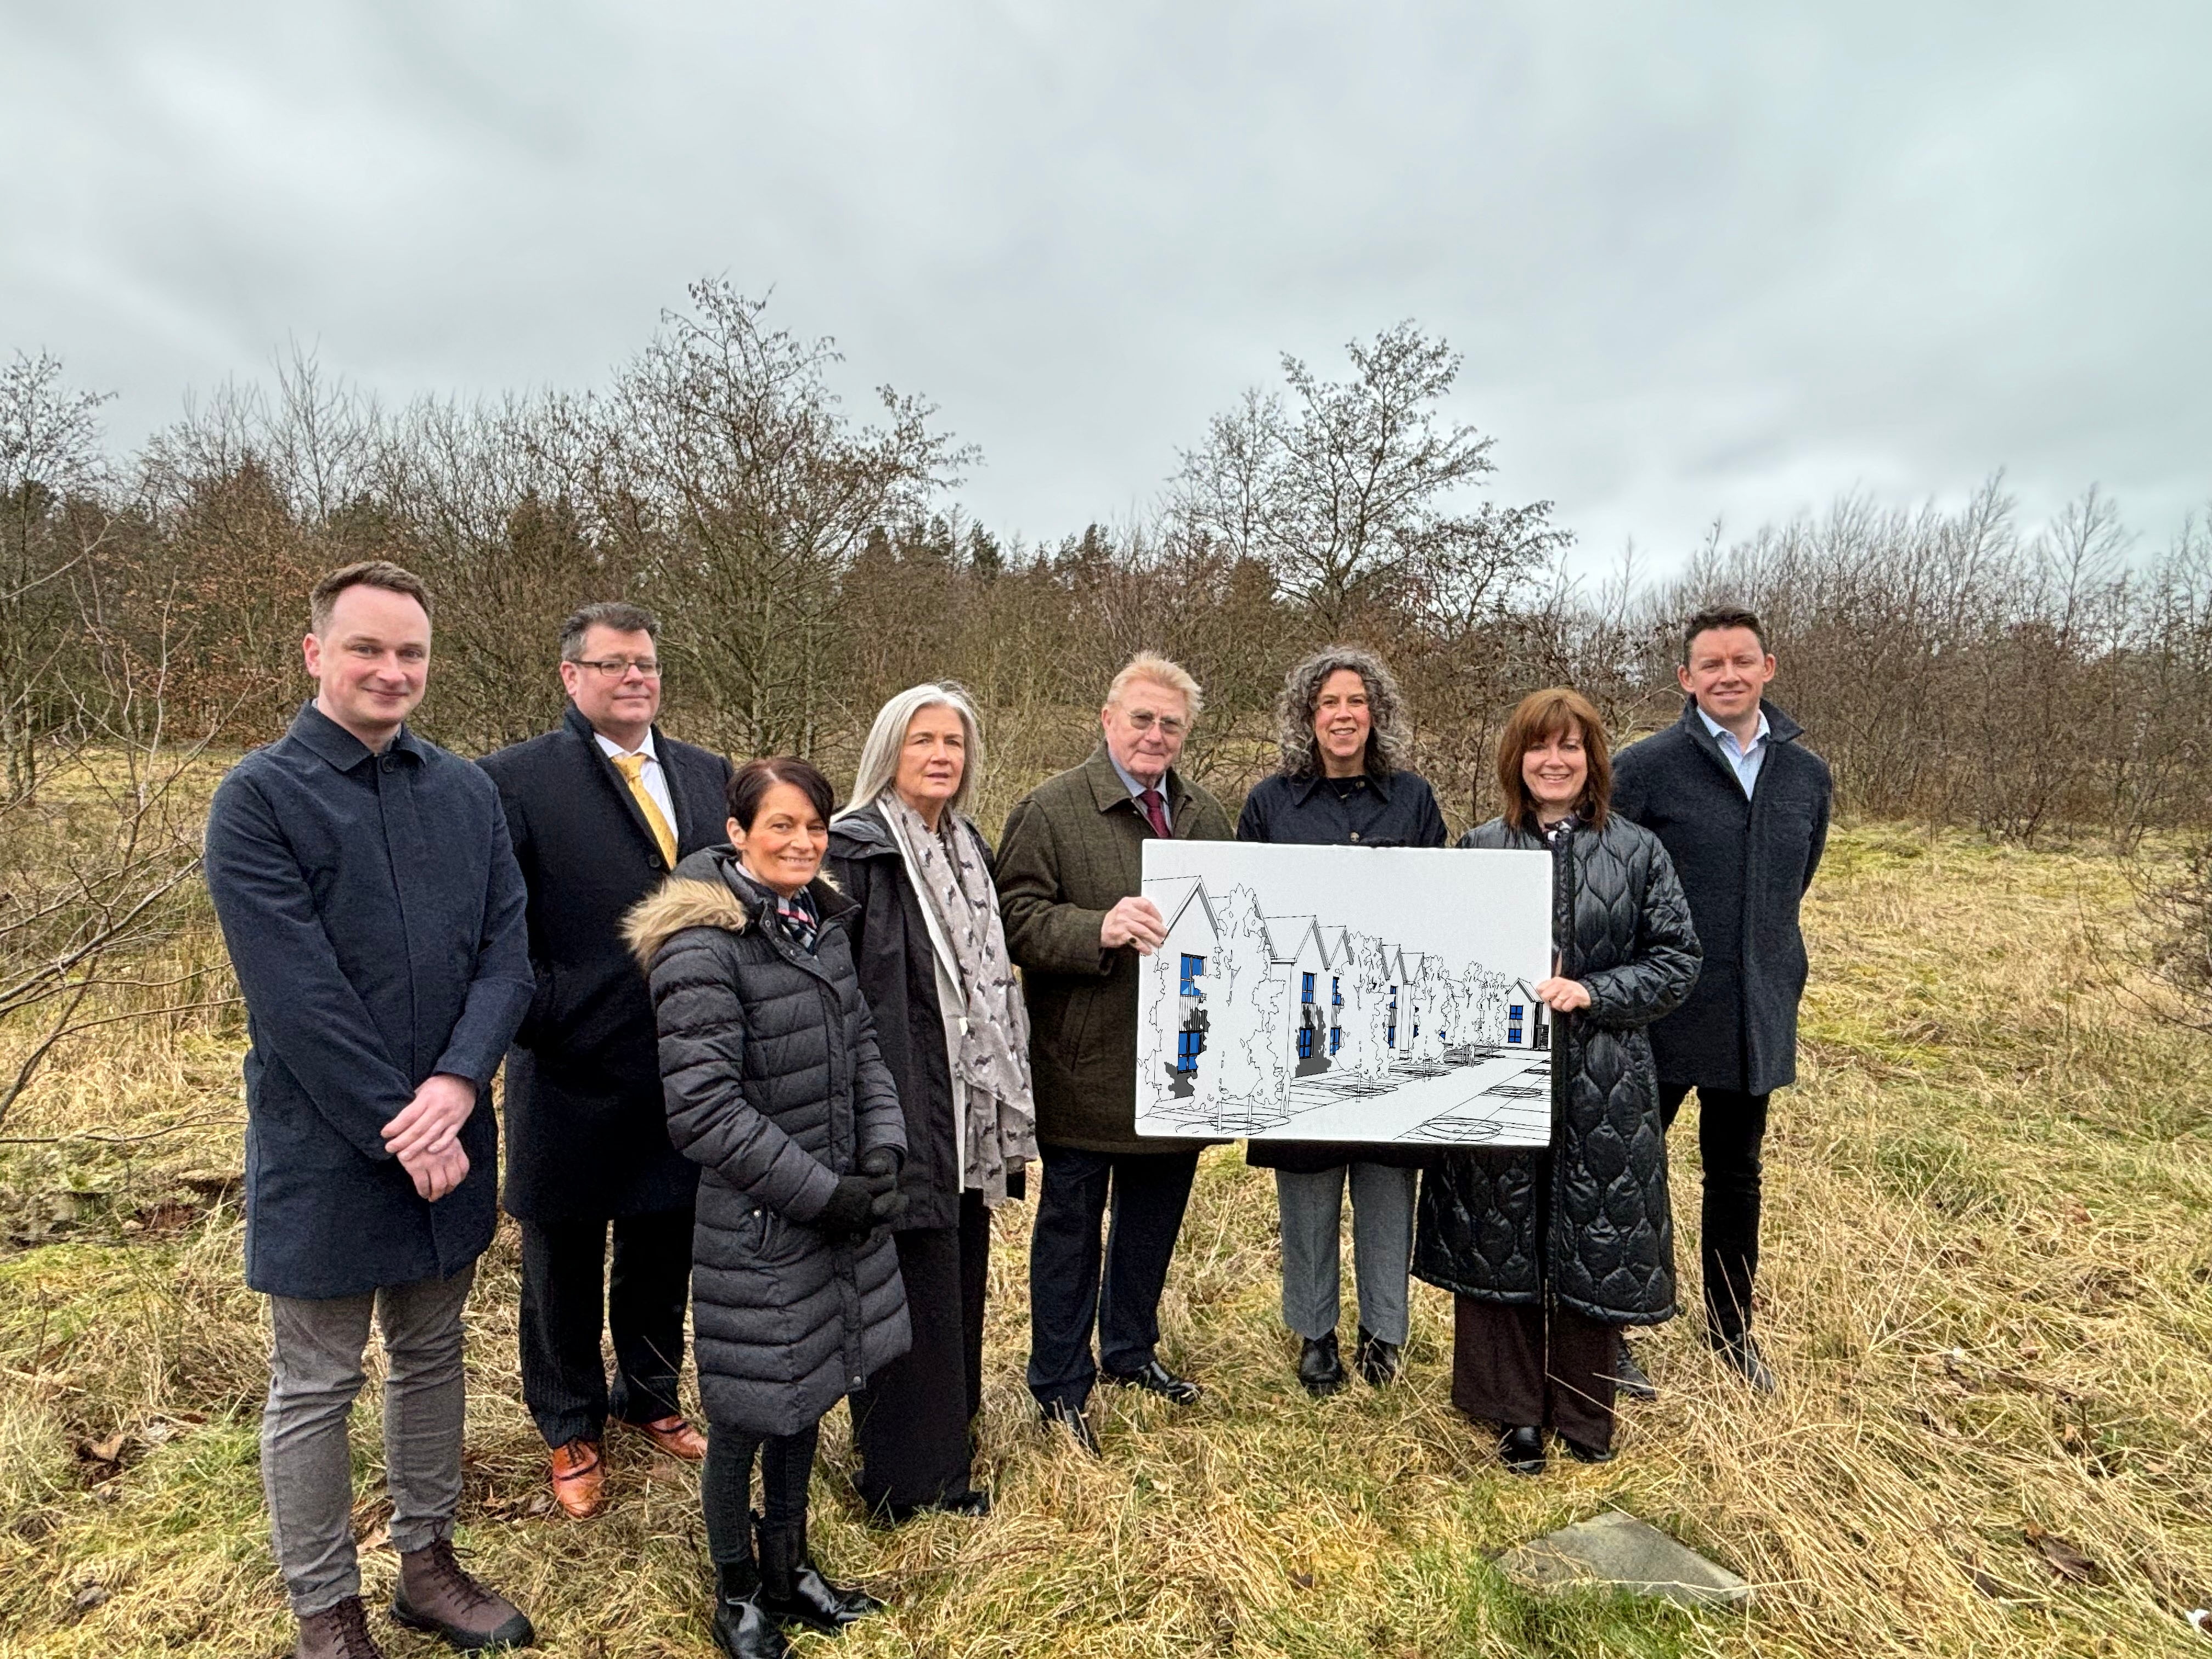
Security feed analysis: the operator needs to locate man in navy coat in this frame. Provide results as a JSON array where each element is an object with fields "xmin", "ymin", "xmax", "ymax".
[
  {"xmin": 205, "ymin": 562, "xmax": 537, "ymax": 1658},
  {"xmin": 1612, "ymin": 606, "xmax": 1832, "ymax": 1395},
  {"xmin": 478, "ymin": 601, "xmax": 731, "ymax": 1517}
]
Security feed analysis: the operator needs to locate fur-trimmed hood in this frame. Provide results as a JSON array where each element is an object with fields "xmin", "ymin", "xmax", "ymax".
[{"xmin": 623, "ymin": 846, "xmax": 846, "ymax": 968}]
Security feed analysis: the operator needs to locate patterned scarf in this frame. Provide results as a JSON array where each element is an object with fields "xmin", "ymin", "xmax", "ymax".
[{"xmin": 879, "ymin": 793, "xmax": 1038, "ymax": 1206}]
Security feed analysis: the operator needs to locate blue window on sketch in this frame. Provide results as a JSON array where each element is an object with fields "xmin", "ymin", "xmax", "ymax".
[
  {"xmin": 1297, "ymin": 1026, "xmax": 1313, "ymax": 1059},
  {"xmin": 1387, "ymin": 986, "xmax": 1398, "ymax": 1047},
  {"xmin": 1331, "ymin": 976, "xmax": 1342, "ymax": 1007},
  {"xmin": 1180, "ymin": 954, "xmax": 1205, "ymax": 997},
  {"xmin": 1508, "ymin": 1002, "xmax": 1524, "ymax": 1045},
  {"xmin": 1329, "ymin": 1026, "xmax": 1341, "ymax": 1054},
  {"xmin": 1301, "ymin": 972, "xmax": 1315, "ymax": 1004},
  {"xmin": 1176, "ymin": 1029, "xmax": 1204, "ymax": 1072}
]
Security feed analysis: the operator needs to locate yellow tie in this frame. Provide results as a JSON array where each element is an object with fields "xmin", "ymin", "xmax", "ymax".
[{"xmin": 612, "ymin": 752, "xmax": 678, "ymax": 866}]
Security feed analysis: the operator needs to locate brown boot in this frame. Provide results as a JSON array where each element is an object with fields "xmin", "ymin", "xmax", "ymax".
[
  {"xmin": 549, "ymin": 1438, "xmax": 605, "ymax": 1519},
  {"xmin": 391, "ymin": 1539, "xmax": 535, "ymax": 1652},
  {"xmin": 295, "ymin": 1595, "xmax": 386, "ymax": 1658}
]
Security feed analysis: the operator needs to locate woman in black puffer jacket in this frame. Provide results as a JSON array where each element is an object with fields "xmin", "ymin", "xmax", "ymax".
[
  {"xmin": 1413, "ymin": 689, "xmax": 1700, "ymax": 1476},
  {"xmin": 626, "ymin": 757, "xmax": 910, "ymax": 1659}
]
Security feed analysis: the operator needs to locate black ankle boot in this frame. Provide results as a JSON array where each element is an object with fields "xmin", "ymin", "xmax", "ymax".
[
  {"xmin": 755, "ymin": 1516, "xmax": 887, "ymax": 1634},
  {"xmin": 1296, "ymin": 1331, "xmax": 1346, "ymax": 1396},
  {"xmin": 712, "ymin": 1559, "xmax": 790, "ymax": 1658}
]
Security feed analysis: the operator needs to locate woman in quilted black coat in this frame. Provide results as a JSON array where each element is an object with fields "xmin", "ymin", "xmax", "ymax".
[
  {"xmin": 627, "ymin": 757, "xmax": 909, "ymax": 1659},
  {"xmin": 1413, "ymin": 689, "xmax": 1700, "ymax": 1475}
]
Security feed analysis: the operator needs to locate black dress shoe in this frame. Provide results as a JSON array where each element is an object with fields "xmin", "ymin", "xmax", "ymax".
[
  {"xmin": 1561, "ymin": 1436, "xmax": 1616, "ymax": 1464},
  {"xmin": 1354, "ymin": 1325, "xmax": 1401, "ymax": 1388},
  {"xmin": 878, "ymin": 1486, "xmax": 991, "ymax": 1525},
  {"xmin": 1713, "ymin": 1329, "xmax": 1776, "ymax": 1395},
  {"xmin": 1297, "ymin": 1333, "xmax": 1347, "ymax": 1396},
  {"xmin": 1497, "ymin": 1425, "xmax": 1545, "ymax": 1477},
  {"xmin": 1101, "ymin": 1359, "xmax": 1203, "ymax": 1404},
  {"xmin": 1612, "ymin": 1336, "xmax": 1657, "ymax": 1404},
  {"xmin": 1039, "ymin": 1396, "xmax": 1100, "ymax": 1455},
  {"xmin": 754, "ymin": 1520, "xmax": 884, "ymax": 1634}
]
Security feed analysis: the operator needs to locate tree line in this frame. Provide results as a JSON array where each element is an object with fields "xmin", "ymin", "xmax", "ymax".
[{"xmin": 6, "ymin": 277, "xmax": 2210, "ymax": 844}]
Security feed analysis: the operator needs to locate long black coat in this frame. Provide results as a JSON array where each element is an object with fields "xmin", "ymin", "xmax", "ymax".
[
  {"xmin": 478, "ymin": 706, "xmax": 732, "ymax": 1221},
  {"xmin": 826, "ymin": 802, "xmax": 1018, "ymax": 1231},
  {"xmin": 628, "ymin": 848, "xmax": 911, "ymax": 1435},
  {"xmin": 1413, "ymin": 815, "xmax": 1701, "ymax": 1326},
  {"xmin": 204, "ymin": 704, "xmax": 533, "ymax": 1300},
  {"xmin": 1611, "ymin": 699, "xmax": 1831, "ymax": 1096},
  {"xmin": 1235, "ymin": 768, "xmax": 1448, "ymax": 1173}
]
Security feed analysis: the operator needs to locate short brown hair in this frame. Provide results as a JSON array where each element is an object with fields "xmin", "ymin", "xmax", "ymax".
[
  {"xmin": 1495, "ymin": 687, "xmax": 1611, "ymax": 834},
  {"xmin": 560, "ymin": 601, "xmax": 659, "ymax": 661},
  {"xmin": 726, "ymin": 756, "xmax": 836, "ymax": 831},
  {"xmin": 1681, "ymin": 605, "xmax": 1768, "ymax": 666},
  {"xmin": 310, "ymin": 561, "xmax": 433, "ymax": 635}
]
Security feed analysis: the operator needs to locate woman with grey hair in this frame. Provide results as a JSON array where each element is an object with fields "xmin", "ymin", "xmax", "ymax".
[
  {"xmin": 826, "ymin": 683, "xmax": 1037, "ymax": 1521},
  {"xmin": 1237, "ymin": 646, "xmax": 1448, "ymax": 1396}
]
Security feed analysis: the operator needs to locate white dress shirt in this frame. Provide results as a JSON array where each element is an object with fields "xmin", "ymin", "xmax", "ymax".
[
  {"xmin": 1109, "ymin": 752, "xmax": 1172, "ymax": 831},
  {"xmin": 594, "ymin": 728, "xmax": 676, "ymax": 828},
  {"xmin": 1696, "ymin": 704, "xmax": 1771, "ymax": 798}
]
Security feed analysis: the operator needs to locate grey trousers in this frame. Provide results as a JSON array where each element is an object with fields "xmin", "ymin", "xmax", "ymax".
[
  {"xmin": 262, "ymin": 1265, "xmax": 475, "ymax": 1615},
  {"xmin": 1276, "ymin": 1163, "xmax": 1417, "ymax": 1346}
]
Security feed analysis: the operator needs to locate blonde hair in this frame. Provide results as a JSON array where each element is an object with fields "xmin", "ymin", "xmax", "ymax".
[
  {"xmin": 1105, "ymin": 652, "xmax": 1204, "ymax": 723},
  {"xmin": 841, "ymin": 682, "xmax": 985, "ymax": 820}
]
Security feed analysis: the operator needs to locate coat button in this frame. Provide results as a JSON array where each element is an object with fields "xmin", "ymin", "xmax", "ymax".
[
  {"xmin": 381, "ymin": 758, "xmax": 396, "ymax": 772},
  {"xmin": 1349, "ymin": 831, "xmax": 1361, "ymax": 842},
  {"xmin": 649, "ymin": 854, "xmax": 663, "ymax": 869}
]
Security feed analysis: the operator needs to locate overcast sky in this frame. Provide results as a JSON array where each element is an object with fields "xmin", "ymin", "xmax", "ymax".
[{"xmin": 5, "ymin": 2, "xmax": 2207, "ymax": 569}]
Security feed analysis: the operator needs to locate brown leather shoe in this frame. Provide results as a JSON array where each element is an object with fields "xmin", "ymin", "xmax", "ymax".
[
  {"xmin": 296, "ymin": 1595, "xmax": 387, "ymax": 1658},
  {"xmin": 392, "ymin": 1539, "xmax": 535, "ymax": 1652},
  {"xmin": 548, "ymin": 1438, "xmax": 605, "ymax": 1519},
  {"xmin": 627, "ymin": 1413, "xmax": 707, "ymax": 1461}
]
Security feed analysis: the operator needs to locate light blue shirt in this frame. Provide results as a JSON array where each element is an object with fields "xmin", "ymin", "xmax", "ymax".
[
  {"xmin": 1109, "ymin": 752, "xmax": 1171, "ymax": 831},
  {"xmin": 1697, "ymin": 704, "xmax": 1770, "ymax": 797}
]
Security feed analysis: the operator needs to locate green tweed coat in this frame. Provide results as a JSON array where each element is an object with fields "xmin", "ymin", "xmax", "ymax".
[{"xmin": 995, "ymin": 746, "xmax": 1233, "ymax": 1154}]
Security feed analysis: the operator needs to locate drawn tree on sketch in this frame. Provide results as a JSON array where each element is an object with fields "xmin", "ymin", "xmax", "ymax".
[{"xmin": 1214, "ymin": 886, "xmax": 1289, "ymax": 1119}]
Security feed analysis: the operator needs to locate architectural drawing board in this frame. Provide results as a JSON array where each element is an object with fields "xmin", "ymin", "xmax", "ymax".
[{"xmin": 1134, "ymin": 840, "xmax": 1555, "ymax": 1148}]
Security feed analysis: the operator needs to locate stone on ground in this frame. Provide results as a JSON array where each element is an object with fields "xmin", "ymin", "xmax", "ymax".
[{"xmin": 1499, "ymin": 1510, "xmax": 1752, "ymax": 1609}]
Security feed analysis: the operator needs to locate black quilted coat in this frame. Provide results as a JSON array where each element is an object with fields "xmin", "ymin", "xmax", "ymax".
[
  {"xmin": 1413, "ymin": 815, "xmax": 1701, "ymax": 1325},
  {"xmin": 627, "ymin": 848, "xmax": 911, "ymax": 1435}
]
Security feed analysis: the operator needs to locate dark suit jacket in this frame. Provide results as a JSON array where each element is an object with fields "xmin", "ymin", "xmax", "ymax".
[
  {"xmin": 1611, "ymin": 697, "xmax": 1831, "ymax": 1096},
  {"xmin": 204, "ymin": 703, "xmax": 532, "ymax": 1298},
  {"xmin": 478, "ymin": 703, "xmax": 734, "ymax": 1220}
]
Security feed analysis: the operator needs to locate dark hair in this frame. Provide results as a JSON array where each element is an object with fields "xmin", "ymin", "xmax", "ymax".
[
  {"xmin": 1681, "ymin": 606, "xmax": 1769, "ymax": 667},
  {"xmin": 1495, "ymin": 687, "xmax": 1611, "ymax": 834},
  {"xmin": 309, "ymin": 561, "xmax": 432, "ymax": 634},
  {"xmin": 726, "ymin": 757, "xmax": 835, "ymax": 830},
  {"xmin": 560, "ymin": 601, "xmax": 659, "ymax": 661}
]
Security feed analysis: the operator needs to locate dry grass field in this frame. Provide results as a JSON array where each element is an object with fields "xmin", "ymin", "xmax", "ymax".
[{"xmin": 3, "ymin": 822, "xmax": 2210, "ymax": 1657}]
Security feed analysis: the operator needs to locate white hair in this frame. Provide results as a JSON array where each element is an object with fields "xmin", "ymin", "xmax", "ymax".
[
  {"xmin": 840, "ymin": 682, "xmax": 985, "ymax": 820},
  {"xmin": 1105, "ymin": 652, "xmax": 1204, "ymax": 722}
]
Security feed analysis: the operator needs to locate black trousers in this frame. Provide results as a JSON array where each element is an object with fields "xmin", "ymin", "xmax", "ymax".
[
  {"xmin": 1451, "ymin": 1296, "xmax": 1618, "ymax": 1452},
  {"xmin": 702, "ymin": 1418, "xmax": 819, "ymax": 1565},
  {"xmin": 1660, "ymin": 1084, "xmax": 1771, "ymax": 1338},
  {"xmin": 1026, "ymin": 1143, "xmax": 1200, "ymax": 1409},
  {"xmin": 849, "ymin": 1191, "xmax": 991, "ymax": 1511},
  {"xmin": 517, "ymin": 1206, "xmax": 693, "ymax": 1448}
]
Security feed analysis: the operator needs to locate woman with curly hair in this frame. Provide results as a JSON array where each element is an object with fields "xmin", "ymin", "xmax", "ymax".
[{"xmin": 1237, "ymin": 646, "xmax": 1448, "ymax": 1396}]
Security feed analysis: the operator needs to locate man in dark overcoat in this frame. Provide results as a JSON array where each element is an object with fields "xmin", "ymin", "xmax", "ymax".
[
  {"xmin": 1612, "ymin": 605, "xmax": 1833, "ymax": 1393},
  {"xmin": 204, "ymin": 561, "xmax": 536, "ymax": 1659},
  {"xmin": 995, "ymin": 653, "xmax": 1232, "ymax": 1452},
  {"xmin": 477, "ymin": 601, "xmax": 732, "ymax": 1517}
]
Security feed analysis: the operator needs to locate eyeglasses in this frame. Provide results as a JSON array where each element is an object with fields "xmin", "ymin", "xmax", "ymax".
[
  {"xmin": 1122, "ymin": 711, "xmax": 1186, "ymax": 737},
  {"xmin": 574, "ymin": 657, "xmax": 662, "ymax": 680}
]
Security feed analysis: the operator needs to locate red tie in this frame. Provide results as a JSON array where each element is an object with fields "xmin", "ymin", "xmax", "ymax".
[{"xmin": 1138, "ymin": 787, "xmax": 1170, "ymax": 839}]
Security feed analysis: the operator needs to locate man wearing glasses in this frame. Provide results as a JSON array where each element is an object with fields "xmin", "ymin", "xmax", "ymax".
[
  {"xmin": 996, "ymin": 653, "xmax": 1232, "ymax": 1453},
  {"xmin": 479, "ymin": 602, "xmax": 733, "ymax": 1516}
]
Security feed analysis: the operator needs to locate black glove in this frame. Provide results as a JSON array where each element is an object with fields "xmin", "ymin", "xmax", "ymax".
[
  {"xmin": 814, "ymin": 1176, "xmax": 879, "ymax": 1241},
  {"xmin": 857, "ymin": 1146, "xmax": 902, "ymax": 1181}
]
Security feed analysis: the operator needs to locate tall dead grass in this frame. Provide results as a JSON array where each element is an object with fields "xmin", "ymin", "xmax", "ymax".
[{"xmin": 3, "ymin": 826, "xmax": 2209, "ymax": 1656}]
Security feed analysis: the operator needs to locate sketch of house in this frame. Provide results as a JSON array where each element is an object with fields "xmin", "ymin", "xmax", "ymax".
[{"xmin": 1135, "ymin": 842, "xmax": 1555, "ymax": 1149}]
